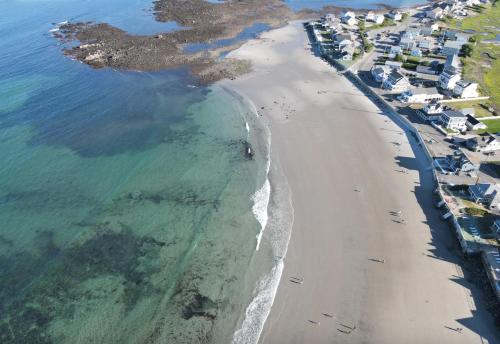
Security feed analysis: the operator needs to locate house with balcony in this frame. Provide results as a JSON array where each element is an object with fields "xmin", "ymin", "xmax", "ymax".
[
  {"xmin": 398, "ymin": 87, "xmax": 443, "ymax": 103},
  {"xmin": 382, "ymin": 70, "xmax": 410, "ymax": 92},
  {"xmin": 440, "ymin": 109, "xmax": 467, "ymax": 131},
  {"xmin": 371, "ymin": 65, "xmax": 389, "ymax": 83},
  {"xmin": 387, "ymin": 10, "xmax": 403, "ymax": 21},
  {"xmin": 417, "ymin": 101, "xmax": 445, "ymax": 121},
  {"xmin": 445, "ymin": 151, "xmax": 479, "ymax": 174}
]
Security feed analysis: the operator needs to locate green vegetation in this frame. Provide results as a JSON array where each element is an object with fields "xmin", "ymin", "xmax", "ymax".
[
  {"xmin": 445, "ymin": 100, "xmax": 495, "ymax": 118},
  {"xmin": 461, "ymin": 43, "xmax": 474, "ymax": 57},
  {"xmin": 464, "ymin": 207, "xmax": 488, "ymax": 217},
  {"xmin": 443, "ymin": 3, "xmax": 500, "ymax": 112},
  {"xmin": 479, "ymin": 119, "xmax": 500, "ymax": 133}
]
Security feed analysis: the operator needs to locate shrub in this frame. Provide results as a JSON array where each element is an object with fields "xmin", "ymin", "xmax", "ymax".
[
  {"xmin": 464, "ymin": 207, "xmax": 487, "ymax": 217},
  {"xmin": 461, "ymin": 44, "xmax": 474, "ymax": 57}
]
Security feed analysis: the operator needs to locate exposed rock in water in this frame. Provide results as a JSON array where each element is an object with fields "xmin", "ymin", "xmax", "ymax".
[{"xmin": 54, "ymin": 0, "xmax": 296, "ymax": 83}]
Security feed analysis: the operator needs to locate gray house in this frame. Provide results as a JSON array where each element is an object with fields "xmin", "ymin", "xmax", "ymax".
[
  {"xmin": 469, "ymin": 183, "xmax": 500, "ymax": 210},
  {"xmin": 445, "ymin": 151, "xmax": 479, "ymax": 174}
]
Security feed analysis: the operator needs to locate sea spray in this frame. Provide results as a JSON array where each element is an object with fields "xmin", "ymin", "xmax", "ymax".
[{"xmin": 253, "ymin": 178, "xmax": 270, "ymax": 251}]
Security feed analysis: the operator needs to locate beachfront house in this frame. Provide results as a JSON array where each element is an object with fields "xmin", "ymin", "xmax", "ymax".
[
  {"xmin": 366, "ymin": 11, "xmax": 375, "ymax": 21},
  {"xmin": 417, "ymin": 101, "xmax": 444, "ymax": 122},
  {"xmin": 334, "ymin": 33, "xmax": 353, "ymax": 50},
  {"xmin": 341, "ymin": 45, "xmax": 355, "ymax": 60},
  {"xmin": 387, "ymin": 10, "xmax": 403, "ymax": 21},
  {"xmin": 466, "ymin": 133, "xmax": 499, "ymax": 152},
  {"xmin": 420, "ymin": 23, "xmax": 440, "ymax": 36},
  {"xmin": 382, "ymin": 70, "xmax": 410, "ymax": 92},
  {"xmin": 324, "ymin": 13, "xmax": 342, "ymax": 31},
  {"xmin": 442, "ymin": 41, "xmax": 464, "ymax": 56},
  {"xmin": 465, "ymin": 115, "xmax": 487, "ymax": 131},
  {"xmin": 445, "ymin": 151, "xmax": 479, "ymax": 174},
  {"xmin": 441, "ymin": 109, "xmax": 468, "ymax": 131},
  {"xmin": 371, "ymin": 65, "xmax": 389, "ymax": 83},
  {"xmin": 453, "ymin": 81, "xmax": 479, "ymax": 98},
  {"xmin": 469, "ymin": 183, "xmax": 500, "ymax": 210},
  {"xmin": 398, "ymin": 87, "xmax": 443, "ymax": 103},
  {"xmin": 341, "ymin": 11, "xmax": 356, "ymax": 26}
]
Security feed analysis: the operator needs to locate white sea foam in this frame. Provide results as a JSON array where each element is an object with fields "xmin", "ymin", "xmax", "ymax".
[
  {"xmin": 232, "ymin": 261, "xmax": 284, "ymax": 344},
  {"xmin": 49, "ymin": 28, "xmax": 59, "ymax": 32},
  {"xmin": 245, "ymin": 121, "xmax": 250, "ymax": 134},
  {"xmin": 253, "ymin": 178, "xmax": 270, "ymax": 251}
]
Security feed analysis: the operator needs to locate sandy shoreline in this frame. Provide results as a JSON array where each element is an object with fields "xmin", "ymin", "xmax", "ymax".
[{"xmin": 222, "ymin": 22, "xmax": 500, "ymax": 343}]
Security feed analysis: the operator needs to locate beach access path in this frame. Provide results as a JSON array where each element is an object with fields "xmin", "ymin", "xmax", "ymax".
[{"xmin": 223, "ymin": 22, "xmax": 500, "ymax": 344}]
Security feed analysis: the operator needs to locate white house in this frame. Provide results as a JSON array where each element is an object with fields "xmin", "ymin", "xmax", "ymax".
[
  {"xmin": 371, "ymin": 65, "xmax": 389, "ymax": 83},
  {"xmin": 334, "ymin": 33, "xmax": 353, "ymax": 49},
  {"xmin": 341, "ymin": 44, "xmax": 355, "ymax": 60},
  {"xmin": 417, "ymin": 101, "xmax": 445, "ymax": 121},
  {"xmin": 440, "ymin": 109, "xmax": 468, "ymax": 131},
  {"xmin": 373, "ymin": 14, "xmax": 385, "ymax": 24},
  {"xmin": 382, "ymin": 70, "xmax": 410, "ymax": 92},
  {"xmin": 398, "ymin": 87, "xmax": 443, "ymax": 103},
  {"xmin": 400, "ymin": 37, "xmax": 416, "ymax": 50},
  {"xmin": 366, "ymin": 11, "xmax": 375, "ymax": 21},
  {"xmin": 387, "ymin": 10, "xmax": 402, "ymax": 21},
  {"xmin": 341, "ymin": 11, "xmax": 356, "ymax": 26},
  {"xmin": 454, "ymin": 80, "xmax": 479, "ymax": 98},
  {"xmin": 417, "ymin": 38, "xmax": 432, "ymax": 50},
  {"xmin": 465, "ymin": 115, "xmax": 488, "ymax": 131},
  {"xmin": 440, "ymin": 71, "xmax": 461, "ymax": 90},
  {"xmin": 469, "ymin": 183, "xmax": 500, "ymax": 210}
]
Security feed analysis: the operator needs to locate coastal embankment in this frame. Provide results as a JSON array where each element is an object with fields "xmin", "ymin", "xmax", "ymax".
[{"xmin": 223, "ymin": 22, "xmax": 500, "ymax": 343}]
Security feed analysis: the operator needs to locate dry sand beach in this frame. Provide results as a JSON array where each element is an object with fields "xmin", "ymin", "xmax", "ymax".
[{"xmin": 223, "ymin": 22, "xmax": 500, "ymax": 343}]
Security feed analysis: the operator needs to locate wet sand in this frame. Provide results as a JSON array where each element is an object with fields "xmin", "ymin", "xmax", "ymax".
[{"xmin": 223, "ymin": 22, "xmax": 500, "ymax": 344}]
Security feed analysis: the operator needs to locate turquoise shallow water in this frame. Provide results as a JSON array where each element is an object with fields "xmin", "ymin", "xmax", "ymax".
[{"xmin": 0, "ymin": 0, "xmax": 272, "ymax": 343}]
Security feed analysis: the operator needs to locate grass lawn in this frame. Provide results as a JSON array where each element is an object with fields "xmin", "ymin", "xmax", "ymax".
[
  {"xmin": 445, "ymin": 100, "xmax": 494, "ymax": 118},
  {"xmin": 442, "ymin": 3, "xmax": 500, "ymax": 112},
  {"xmin": 479, "ymin": 119, "xmax": 500, "ymax": 133}
]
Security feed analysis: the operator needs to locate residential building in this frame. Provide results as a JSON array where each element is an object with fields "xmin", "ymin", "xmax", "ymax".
[
  {"xmin": 440, "ymin": 109, "xmax": 468, "ymax": 131},
  {"xmin": 398, "ymin": 87, "xmax": 443, "ymax": 103},
  {"xmin": 439, "ymin": 71, "xmax": 461, "ymax": 90},
  {"xmin": 465, "ymin": 115, "xmax": 487, "ymax": 131},
  {"xmin": 389, "ymin": 45, "xmax": 402, "ymax": 57},
  {"xmin": 417, "ymin": 101, "xmax": 444, "ymax": 121},
  {"xmin": 324, "ymin": 13, "xmax": 341, "ymax": 31},
  {"xmin": 371, "ymin": 65, "xmax": 389, "ymax": 83},
  {"xmin": 382, "ymin": 70, "xmax": 410, "ymax": 92},
  {"xmin": 426, "ymin": 7, "xmax": 444, "ymax": 19},
  {"xmin": 491, "ymin": 219, "xmax": 500, "ymax": 234},
  {"xmin": 365, "ymin": 11, "xmax": 375, "ymax": 22},
  {"xmin": 341, "ymin": 44, "xmax": 355, "ymax": 60},
  {"xmin": 387, "ymin": 10, "xmax": 402, "ymax": 21},
  {"xmin": 444, "ymin": 54, "xmax": 460, "ymax": 74},
  {"xmin": 466, "ymin": 133, "xmax": 500, "ymax": 151},
  {"xmin": 454, "ymin": 80, "xmax": 479, "ymax": 98},
  {"xmin": 411, "ymin": 47, "xmax": 423, "ymax": 57},
  {"xmin": 469, "ymin": 183, "xmax": 500, "ymax": 209},
  {"xmin": 385, "ymin": 60, "xmax": 403, "ymax": 70},
  {"xmin": 400, "ymin": 37, "xmax": 416, "ymax": 50},
  {"xmin": 417, "ymin": 38, "xmax": 432, "ymax": 50},
  {"xmin": 373, "ymin": 14, "xmax": 385, "ymax": 24},
  {"xmin": 442, "ymin": 40, "xmax": 464, "ymax": 56},
  {"xmin": 341, "ymin": 11, "xmax": 356, "ymax": 26},
  {"xmin": 333, "ymin": 33, "xmax": 353, "ymax": 49},
  {"xmin": 445, "ymin": 151, "xmax": 479, "ymax": 174},
  {"xmin": 455, "ymin": 33, "xmax": 470, "ymax": 44}
]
